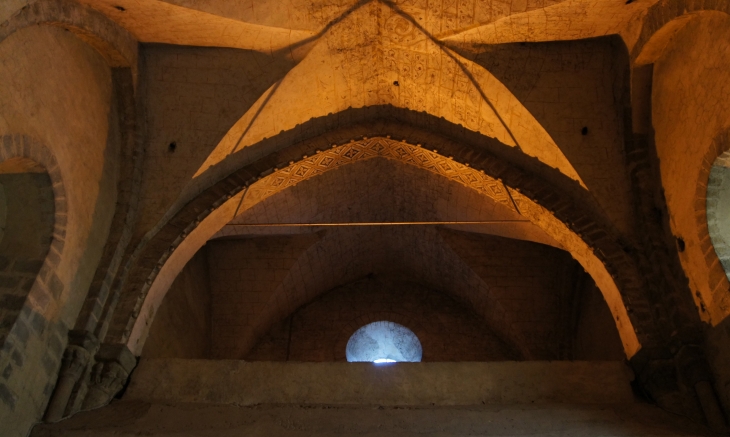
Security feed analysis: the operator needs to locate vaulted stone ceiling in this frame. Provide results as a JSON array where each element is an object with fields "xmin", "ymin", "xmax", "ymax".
[
  {"xmin": 73, "ymin": 0, "xmax": 657, "ymax": 234},
  {"xmin": 12, "ymin": 0, "xmax": 697, "ymax": 367},
  {"xmin": 210, "ymin": 158, "xmax": 563, "ymax": 358},
  {"xmin": 4, "ymin": 1, "xmax": 730, "ymax": 435}
]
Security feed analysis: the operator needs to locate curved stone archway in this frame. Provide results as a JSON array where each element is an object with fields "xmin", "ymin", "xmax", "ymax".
[
  {"xmin": 188, "ymin": 0, "xmax": 585, "ymax": 188},
  {"xmin": 696, "ymin": 129, "xmax": 730, "ymax": 319},
  {"xmin": 0, "ymin": 135, "xmax": 67, "ymax": 319},
  {"xmin": 642, "ymin": 9, "xmax": 730, "ymax": 325},
  {"xmin": 0, "ymin": 135, "xmax": 68, "ymax": 425},
  {"xmin": 120, "ymin": 135, "xmax": 644, "ymax": 359},
  {"xmin": 632, "ymin": 1, "xmax": 730, "ymax": 65},
  {"xmin": 707, "ymin": 153, "xmax": 730, "ymax": 279},
  {"xmin": 0, "ymin": 0, "xmax": 137, "ymax": 69}
]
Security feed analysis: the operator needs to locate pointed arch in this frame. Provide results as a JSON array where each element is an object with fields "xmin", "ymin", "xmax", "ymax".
[{"xmin": 117, "ymin": 134, "xmax": 645, "ymax": 359}]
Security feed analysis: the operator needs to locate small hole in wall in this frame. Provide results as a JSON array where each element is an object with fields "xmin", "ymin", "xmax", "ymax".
[
  {"xmin": 676, "ymin": 237, "xmax": 686, "ymax": 252},
  {"xmin": 168, "ymin": 142, "xmax": 177, "ymax": 153},
  {"xmin": 581, "ymin": 127, "xmax": 589, "ymax": 136},
  {"xmin": 625, "ymin": 0, "xmax": 635, "ymax": 4},
  {"xmin": 696, "ymin": 292, "xmax": 707, "ymax": 312},
  {"xmin": 393, "ymin": 81, "xmax": 399, "ymax": 86},
  {"xmin": 114, "ymin": 5, "xmax": 126, "ymax": 11}
]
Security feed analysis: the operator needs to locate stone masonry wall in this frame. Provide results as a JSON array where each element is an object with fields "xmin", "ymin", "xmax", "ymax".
[
  {"xmin": 207, "ymin": 235, "xmax": 320, "ymax": 359},
  {"xmin": 133, "ymin": 44, "xmax": 295, "ymax": 242},
  {"xmin": 0, "ymin": 25, "xmax": 119, "ymax": 437},
  {"xmin": 245, "ymin": 276, "xmax": 522, "ymax": 362},
  {"xmin": 200, "ymin": 229, "xmax": 624, "ymax": 361},
  {"xmin": 143, "ymin": 248, "xmax": 211, "ymax": 359},
  {"xmin": 470, "ymin": 37, "xmax": 634, "ymax": 235},
  {"xmin": 651, "ymin": 13, "xmax": 730, "ymax": 416},
  {"xmin": 0, "ymin": 172, "xmax": 55, "ymax": 346},
  {"xmin": 653, "ymin": 14, "xmax": 730, "ymax": 324}
]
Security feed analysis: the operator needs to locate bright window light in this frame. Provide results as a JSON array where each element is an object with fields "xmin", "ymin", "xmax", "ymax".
[{"xmin": 346, "ymin": 321, "xmax": 423, "ymax": 363}]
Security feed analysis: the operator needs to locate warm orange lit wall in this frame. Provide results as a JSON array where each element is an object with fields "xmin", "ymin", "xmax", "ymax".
[
  {"xmin": 652, "ymin": 14, "xmax": 730, "ymax": 323},
  {"xmin": 0, "ymin": 26, "xmax": 118, "ymax": 435},
  {"xmin": 473, "ymin": 38, "xmax": 634, "ymax": 235},
  {"xmin": 651, "ymin": 14, "xmax": 730, "ymax": 413},
  {"xmin": 133, "ymin": 44, "xmax": 294, "ymax": 238}
]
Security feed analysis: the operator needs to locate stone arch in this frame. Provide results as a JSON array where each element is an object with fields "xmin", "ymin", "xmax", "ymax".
[
  {"xmin": 0, "ymin": 0, "xmax": 137, "ymax": 68},
  {"xmin": 116, "ymin": 132, "xmax": 648, "ymax": 360},
  {"xmin": 695, "ymin": 129, "xmax": 730, "ymax": 318},
  {"xmin": 707, "ymin": 152, "xmax": 730, "ymax": 278},
  {"xmin": 639, "ymin": 7, "xmax": 730, "ymax": 325},
  {"xmin": 632, "ymin": 1, "xmax": 730, "ymax": 65},
  {"xmin": 0, "ymin": 134, "xmax": 67, "ymax": 343}
]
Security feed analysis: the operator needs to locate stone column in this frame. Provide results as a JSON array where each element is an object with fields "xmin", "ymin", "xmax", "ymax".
[{"xmin": 43, "ymin": 331, "xmax": 98, "ymax": 422}]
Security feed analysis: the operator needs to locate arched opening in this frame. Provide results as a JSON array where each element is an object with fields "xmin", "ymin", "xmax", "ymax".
[
  {"xmin": 706, "ymin": 153, "xmax": 730, "ymax": 279},
  {"xmin": 141, "ymin": 151, "xmax": 625, "ymax": 364},
  {"xmin": 128, "ymin": 137, "xmax": 640, "ymax": 359},
  {"xmin": 0, "ymin": 157, "xmax": 54, "ymax": 343},
  {"xmin": 346, "ymin": 321, "xmax": 423, "ymax": 363}
]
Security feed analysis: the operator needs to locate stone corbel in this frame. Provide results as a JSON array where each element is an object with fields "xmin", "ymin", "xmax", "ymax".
[
  {"xmin": 81, "ymin": 343, "xmax": 137, "ymax": 411},
  {"xmin": 43, "ymin": 330, "xmax": 99, "ymax": 422},
  {"xmin": 633, "ymin": 345, "xmax": 728, "ymax": 433},
  {"xmin": 675, "ymin": 345, "xmax": 728, "ymax": 433}
]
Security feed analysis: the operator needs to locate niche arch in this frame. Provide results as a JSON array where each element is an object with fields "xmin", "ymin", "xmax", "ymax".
[
  {"xmin": 633, "ymin": 8, "xmax": 730, "ymax": 324},
  {"xmin": 707, "ymin": 151, "xmax": 730, "ymax": 277},
  {"xmin": 121, "ymin": 135, "xmax": 644, "ymax": 359},
  {"xmin": 0, "ymin": 135, "xmax": 67, "ymax": 343},
  {"xmin": 695, "ymin": 128, "xmax": 730, "ymax": 322}
]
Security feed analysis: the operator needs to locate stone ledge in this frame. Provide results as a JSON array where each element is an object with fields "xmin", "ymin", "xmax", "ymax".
[{"xmin": 125, "ymin": 359, "xmax": 636, "ymax": 406}]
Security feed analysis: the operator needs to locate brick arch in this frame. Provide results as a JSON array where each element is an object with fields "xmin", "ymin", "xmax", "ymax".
[
  {"xmin": 0, "ymin": 135, "xmax": 67, "ymax": 313},
  {"xmin": 0, "ymin": 0, "xmax": 137, "ymax": 68},
  {"xmin": 0, "ymin": 134, "xmax": 67, "ymax": 358},
  {"xmin": 632, "ymin": 0, "xmax": 730, "ymax": 65},
  {"xmin": 694, "ymin": 128, "xmax": 730, "ymax": 320},
  {"xmin": 117, "ymin": 129, "xmax": 652, "ymax": 359}
]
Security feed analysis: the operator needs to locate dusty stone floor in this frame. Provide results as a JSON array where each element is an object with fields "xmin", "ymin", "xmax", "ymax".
[{"xmin": 30, "ymin": 400, "xmax": 716, "ymax": 437}]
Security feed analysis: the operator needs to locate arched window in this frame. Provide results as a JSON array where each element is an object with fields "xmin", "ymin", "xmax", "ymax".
[
  {"xmin": 0, "ymin": 157, "xmax": 55, "ymax": 342},
  {"xmin": 346, "ymin": 321, "xmax": 422, "ymax": 363},
  {"xmin": 707, "ymin": 154, "xmax": 730, "ymax": 279}
]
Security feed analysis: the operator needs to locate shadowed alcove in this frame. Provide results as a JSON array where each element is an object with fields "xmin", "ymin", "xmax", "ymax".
[{"xmin": 0, "ymin": 158, "xmax": 55, "ymax": 344}]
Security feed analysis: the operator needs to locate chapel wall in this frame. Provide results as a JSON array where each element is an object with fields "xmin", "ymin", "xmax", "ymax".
[
  {"xmin": 651, "ymin": 13, "xmax": 730, "ymax": 416},
  {"xmin": 132, "ymin": 44, "xmax": 295, "ymax": 242},
  {"xmin": 652, "ymin": 14, "xmax": 730, "ymax": 324},
  {"xmin": 473, "ymin": 37, "xmax": 634, "ymax": 235},
  {"xmin": 0, "ymin": 25, "xmax": 119, "ymax": 436}
]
